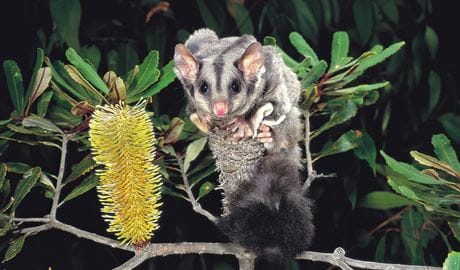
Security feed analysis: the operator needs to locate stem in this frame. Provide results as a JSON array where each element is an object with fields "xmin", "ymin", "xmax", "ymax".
[
  {"xmin": 176, "ymin": 154, "xmax": 217, "ymax": 224},
  {"xmin": 302, "ymin": 111, "xmax": 315, "ymax": 193},
  {"xmin": 50, "ymin": 134, "xmax": 69, "ymax": 219}
]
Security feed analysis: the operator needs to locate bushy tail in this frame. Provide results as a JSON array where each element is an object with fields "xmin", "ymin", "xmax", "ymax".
[{"xmin": 218, "ymin": 155, "xmax": 314, "ymax": 260}]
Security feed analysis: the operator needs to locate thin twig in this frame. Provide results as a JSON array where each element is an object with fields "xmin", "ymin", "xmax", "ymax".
[
  {"xmin": 302, "ymin": 111, "xmax": 316, "ymax": 193},
  {"xmin": 176, "ymin": 154, "xmax": 217, "ymax": 224},
  {"xmin": 50, "ymin": 134, "xmax": 69, "ymax": 219}
]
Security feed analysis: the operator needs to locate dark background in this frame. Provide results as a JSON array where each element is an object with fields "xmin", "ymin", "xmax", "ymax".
[{"xmin": 0, "ymin": 0, "xmax": 459, "ymax": 269}]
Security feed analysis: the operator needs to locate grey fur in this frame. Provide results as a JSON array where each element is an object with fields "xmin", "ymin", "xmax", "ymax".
[{"xmin": 174, "ymin": 28, "xmax": 302, "ymax": 160}]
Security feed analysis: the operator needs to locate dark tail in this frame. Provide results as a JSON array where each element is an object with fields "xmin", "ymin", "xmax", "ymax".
[{"xmin": 218, "ymin": 155, "xmax": 315, "ymax": 259}]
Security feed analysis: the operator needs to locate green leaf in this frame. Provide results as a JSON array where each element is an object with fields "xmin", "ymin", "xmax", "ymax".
[
  {"xmin": 315, "ymin": 130, "xmax": 363, "ymax": 161},
  {"xmin": 6, "ymin": 162, "xmax": 31, "ymax": 174},
  {"xmin": 380, "ymin": 151, "xmax": 442, "ymax": 185},
  {"xmin": 443, "ymin": 252, "xmax": 460, "ymax": 270},
  {"xmin": 141, "ymin": 61, "xmax": 176, "ymax": 99},
  {"xmin": 410, "ymin": 151, "xmax": 459, "ymax": 178},
  {"xmin": 379, "ymin": 0, "xmax": 399, "ymax": 24},
  {"xmin": 7, "ymin": 124, "xmax": 52, "ymax": 137},
  {"xmin": 353, "ymin": 130, "xmax": 377, "ymax": 175},
  {"xmin": 22, "ymin": 115, "xmax": 63, "ymax": 134},
  {"xmin": 64, "ymin": 155, "xmax": 96, "ymax": 185},
  {"xmin": 353, "ymin": 0, "xmax": 374, "ymax": 45},
  {"xmin": 119, "ymin": 47, "xmax": 140, "ymax": 85},
  {"xmin": 37, "ymin": 91, "xmax": 54, "ymax": 117},
  {"xmin": 62, "ymin": 173, "xmax": 99, "ymax": 203},
  {"xmin": 301, "ymin": 60, "xmax": 327, "ymax": 88},
  {"xmin": 190, "ymin": 165, "xmax": 217, "ymax": 188},
  {"xmin": 26, "ymin": 67, "xmax": 52, "ymax": 113},
  {"xmin": 24, "ymin": 48, "xmax": 45, "ymax": 105},
  {"xmin": 11, "ymin": 167, "xmax": 41, "ymax": 212},
  {"xmin": 438, "ymin": 113, "xmax": 460, "ymax": 144},
  {"xmin": 80, "ymin": 45, "xmax": 101, "ymax": 70},
  {"xmin": 401, "ymin": 208, "xmax": 424, "ymax": 265},
  {"xmin": 2, "ymin": 234, "xmax": 26, "ymax": 263},
  {"xmin": 425, "ymin": 25, "xmax": 439, "ymax": 60},
  {"xmin": 229, "ymin": 2, "xmax": 254, "ymax": 34},
  {"xmin": 432, "ymin": 134, "xmax": 460, "ymax": 173},
  {"xmin": 3, "ymin": 60, "xmax": 25, "ymax": 113},
  {"xmin": 424, "ymin": 70, "xmax": 441, "ymax": 119},
  {"xmin": 197, "ymin": 181, "xmax": 215, "ymax": 200},
  {"xmin": 360, "ymin": 191, "xmax": 414, "ymax": 210},
  {"xmin": 288, "ymin": 32, "xmax": 318, "ymax": 63},
  {"xmin": 290, "ymin": 0, "xmax": 318, "ymax": 43},
  {"xmin": 161, "ymin": 186, "xmax": 188, "ymax": 201},
  {"xmin": 196, "ymin": 0, "xmax": 220, "ymax": 33},
  {"xmin": 49, "ymin": 0, "xmax": 81, "ymax": 50},
  {"xmin": 329, "ymin": 31, "xmax": 349, "ymax": 72},
  {"xmin": 0, "ymin": 163, "xmax": 6, "ymax": 190},
  {"xmin": 374, "ymin": 235, "xmax": 386, "ymax": 262},
  {"xmin": 343, "ymin": 177, "xmax": 357, "ymax": 209},
  {"xmin": 130, "ymin": 51, "xmax": 160, "ymax": 96},
  {"xmin": 448, "ymin": 220, "xmax": 460, "ymax": 243},
  {"xmin": 326, "ymin": 82, "xmax": 389, "ymax": 96},
  {"xmin": 311, "ymin": 101, "xmax": 358, "ymax": 139},
  {"xmin": 345, "ymin": 41, "xmax": 405, "ymax": 84},
  {"xmin": 184, "ymin": 137, "xmax": 208, "ymax": 173},
  {"xmin": 65, "ymin": 48, "xmax": 109, "ymax": 94}
]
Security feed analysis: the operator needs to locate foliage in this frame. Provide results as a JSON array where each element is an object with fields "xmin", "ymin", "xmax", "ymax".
[{"xmin": 0, "ymin": 0, "xmax": 458, "ymax": 269}]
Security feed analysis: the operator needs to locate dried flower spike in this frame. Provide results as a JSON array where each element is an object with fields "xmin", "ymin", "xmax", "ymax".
[{"xmin": 89, "ymin": 103, "xmax": 162, "ymax": 246}]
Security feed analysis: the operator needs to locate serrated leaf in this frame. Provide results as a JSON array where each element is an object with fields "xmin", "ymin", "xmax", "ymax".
[
  {"xmin": 24, "ymin": 49, "xmax": 45, "ymax": 106},
  {"xmin": 22, "ymin": 115, "xmax": 62, "ymax": 134},
  {"xmin": 289, "ymin": 32, "xmax": 318, "ymax": 63},
  {"xmin": 315, "ymin": 130, "xmax": 363, "ymax": 161},
  {"xmin": 353, "ymin": 0, "xmax": 374, "ymax": 45},
  {"xmin": 425, "ymin": 25, "xmax": 439, "ymax": 60},
  {"xmin": 49, "ymin": 0, "xmax": 81, "ymax": 50},
  {"xmin": 311, "ymin": 101, "xmax": 357, "ymax": 139},
  {"xmin": 432, "ymin": 134, "xmax": 460, "ymax": 173},
  {"xmin": 326, "ymin": 82, "xmax": 388, "ymax": 96},
  {"xmin": 80, "ymin": 45, "xmax": 101, "ymax": 70},
  {"xmin": 438, "ymin": 113, "xmax": 460, "ymax": 144},
  {"xmin": 37, "ymin": 91, "xmax": 54, "ymax": 117},
  {"xmin": 65, "ymin": 48, "xmax": 109, "ymax": 94},
  {"xmin": 3, "ymin": 60, "xmax": 25, "ymax": 113},
  {"xmin": 329, "ymin": 31, "xmax": 349, "ymax": 72},
  {"xmin": 7, "ymin": 124, "xmax": 52, "ymax": 136},
  {"xmin": 0, "ymin": 163, "xmax": 6, "ymax": 190},
  {"xmin": 360, "ymin": 191, "xmax": 414, "ymax": 210},
  {"xmin": 197, "ymin": 181, "xmax": 215, "ymax": 200},
  {"xmin": 140, "ymin": 61, "xmax": 176, "ymax": 99},
  {"xmin": 301, "ymin": 60, "xmax": 327, "ymax": 88},
  {"xmin": 130, "ymin": 50, "xmax": 160, "ymax": 96},
  {"xmin": 345, "ymin": 41, "xmax": 405, "ymax": 85},
  {"xmin": 184, "ymin": 137, "xmax": 208, "ymax": 173},
  {"xmin": 410, "ymin": 151, "xmax": 459, "ymax": 178},
  {"xmin": 353, "ymin": 130, "xmax": 377, "ymax": 175},
  {"xmin": 443, "ymin": 252, "xmax": 460, "ymax": 270},
  {"xmin": 62, "ymin": 173, "xmax": 99, "ymax": 203},
  {"xmin": 64, "ymin": 155, "xmax": 96, "ymax": 185},
  {"xmin": 381, "ymin": 151, "xmax": 442, "ymax": 185},
  {"xmin": 2, "ymin": 234, "xmax": 26, "ymax": 263},
  {"xmin": 11, "ymin": 167, "xmax": 41, "ymax": 212}
]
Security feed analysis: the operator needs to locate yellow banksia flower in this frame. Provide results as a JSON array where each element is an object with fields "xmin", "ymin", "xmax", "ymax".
[{"xmin": 89, "ymin": 103, "xmax": 162, "ymax": 246}]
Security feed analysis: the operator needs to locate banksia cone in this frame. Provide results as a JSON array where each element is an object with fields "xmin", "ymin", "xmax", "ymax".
[{"xmin": 89, "ymin": 103, "xmax": 162, "ymax": 246}]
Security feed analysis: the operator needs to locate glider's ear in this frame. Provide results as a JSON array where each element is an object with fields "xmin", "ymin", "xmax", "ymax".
[
  {"xmin": 174, "ymin": 44, "xmax": 199, "ymax": 81},
  {"xmin": 238, "ymin": 42, "xmax": 264, "ymax": 79}
]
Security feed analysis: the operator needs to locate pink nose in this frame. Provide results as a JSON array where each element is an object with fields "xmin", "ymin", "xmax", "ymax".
[{"xmin": 213, "ymin": 100, "xmax": 228, "ymax": 117}]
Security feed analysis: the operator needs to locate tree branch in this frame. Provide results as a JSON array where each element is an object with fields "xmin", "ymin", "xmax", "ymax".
[
  {"xmin": 50, "ymin": 134, "xmax": 70, "ymax": 219},
  {"xmin": 176, "ymin": 154, "xmax": 217, "ymax": 224}
]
